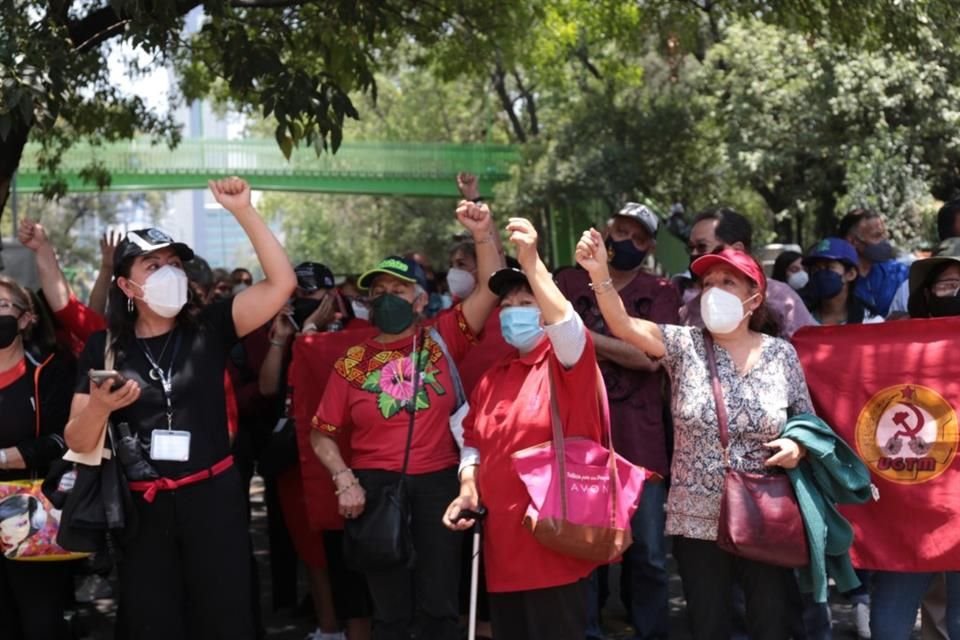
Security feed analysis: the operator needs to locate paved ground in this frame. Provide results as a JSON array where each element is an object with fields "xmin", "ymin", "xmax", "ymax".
[{"xmin": 70, "ymin": 476, "xmax": 913, "ymax": 639}]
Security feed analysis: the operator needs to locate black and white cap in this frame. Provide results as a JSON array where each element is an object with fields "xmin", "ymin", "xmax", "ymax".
[{"xmin": 113, "ymin": 228, "xmax": 195, "ymax": 276}]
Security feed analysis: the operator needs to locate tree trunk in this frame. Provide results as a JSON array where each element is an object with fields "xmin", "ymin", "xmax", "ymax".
[
  {"xmin": 0, "ymin": 124, "xmax": 32, "ymax": 259},
  {"xmin": 491, "ymin": 61, "xmax": 528, "ymax": 143}
]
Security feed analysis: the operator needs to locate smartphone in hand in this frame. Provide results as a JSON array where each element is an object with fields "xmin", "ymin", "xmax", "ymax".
[{"xmin": 88, "ymin": 369, "xmax": 127, "ymax": 392}]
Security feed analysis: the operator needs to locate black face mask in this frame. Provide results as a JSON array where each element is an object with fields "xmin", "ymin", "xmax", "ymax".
[
  {"xmin": 0, "ymin": 316, "xmax": 20, "ymax": 349},
  {"xmin": 606, "ymin": 237, "xmax": 647, "ymax": 271},
  {"xmin": 928, "ymin": 294, "xmax": 960, "ymax": 318},
  {"xmin": 292, "ymin": 297, "xmax": 322, "ymax": 327}
]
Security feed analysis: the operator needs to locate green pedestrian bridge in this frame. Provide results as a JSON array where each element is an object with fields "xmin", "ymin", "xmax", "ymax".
[
  {"xmin": 15, "ymin": 139, "xmax": 520, "ymax": 198},
  {"xmin": 14, "ymin": 138, "xmax": 690, "ymax": 271}
]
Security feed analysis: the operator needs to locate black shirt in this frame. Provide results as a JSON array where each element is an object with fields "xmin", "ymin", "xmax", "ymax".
[
  {"xmin": 75, "ymin": 300, "xmax": 238, "ymax": 478},
  {"xmin": 0, "ymin": 352, "xmax": 73, "ymax": 481}
]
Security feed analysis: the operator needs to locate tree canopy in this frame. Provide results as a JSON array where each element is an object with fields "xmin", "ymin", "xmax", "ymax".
[{"xmin": 5, "ymin": 0, "xmax": 960, "ymax": 267}]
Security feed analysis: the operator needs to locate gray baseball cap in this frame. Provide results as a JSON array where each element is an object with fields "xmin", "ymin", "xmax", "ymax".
[{"xmin": 615, "ymin": 202, "xmax": 659, "ymax": 235}]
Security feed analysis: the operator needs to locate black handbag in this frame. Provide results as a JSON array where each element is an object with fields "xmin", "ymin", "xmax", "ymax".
[
  {"xmin": 45, "ymin": 339, "xmax": 138, "ymax": 553},
  {"xmin": 343, "ymin": 330, "xmax": 423, "ymax": 572},
  {"xmin": 45, "ymin": 426, "xmax": 138, "ymax": 553}
]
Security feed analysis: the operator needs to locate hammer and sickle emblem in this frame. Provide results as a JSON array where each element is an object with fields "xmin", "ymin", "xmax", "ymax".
[{"xmin": 885, "ymin": 403, "xmax": 931, "ymax": 456}]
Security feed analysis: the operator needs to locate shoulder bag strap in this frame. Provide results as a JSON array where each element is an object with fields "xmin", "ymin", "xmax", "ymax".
[
  {"xmin": 546, "ymin": 361, "xmax": 568, "ymax": 521},
  {"xmin": 592, "ymin": 368, "xmax": 621, "ymax": 529},
  {"xmin": 702, "ymin": 331, "xmax": 730, "ymax": 463},
  {"xmin": 547, "ymin": 356, "xmax": 620, "ymax": 528},
  {"xmin": 429, "ymin": 326, "xmax": 466, "ymax": 409},
  {"xmin": 398, "ymin": 328, "xmax": 425, "ymax": 480}
]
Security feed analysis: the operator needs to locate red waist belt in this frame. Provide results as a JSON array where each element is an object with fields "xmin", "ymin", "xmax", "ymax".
[{"xmin": 129, "ymin": 456, "xmax": 234, "ymax": 503}]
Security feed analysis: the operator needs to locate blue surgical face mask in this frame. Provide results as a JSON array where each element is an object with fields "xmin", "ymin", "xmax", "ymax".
[
  {"xmin": 809, "ymin": 270, "xmax": 844, "ymax": 300},
  {"xmin": 499, "ymin": 307, "xmax": 545, "ymax": 352}
]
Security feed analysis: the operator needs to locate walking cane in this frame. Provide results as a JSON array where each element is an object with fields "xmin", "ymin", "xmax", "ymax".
[{"xmin": 456, "ymin": 506, "xmax": 488, "ymax": 640}]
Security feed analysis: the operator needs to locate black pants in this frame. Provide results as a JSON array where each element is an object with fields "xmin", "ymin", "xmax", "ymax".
[
  {"xmin": 322, "ymin": 529, "xmax": 372, "ymax": 620},
  {"xmin": 488, "ymin": 580, "xmax": 588, "ymax": 640},
  {"xmin": 354, "ymin": 467, "xmax": 462, "ymax": 640},
  {"xmin": 116, "ymin": 466, "xmax": 255, "ymax": 640},
  {"xmin": 674, "ymin": 536, "xmax": 796, "ymax": 640},
  {"xmin": 0, "ymin": 558, "xmax": 71, "ymax": 640}
]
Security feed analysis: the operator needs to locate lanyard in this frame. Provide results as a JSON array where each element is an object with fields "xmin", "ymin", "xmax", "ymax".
[{"xmin": 138, "ymin": 330, "xmax": 182, "ymax": 430}]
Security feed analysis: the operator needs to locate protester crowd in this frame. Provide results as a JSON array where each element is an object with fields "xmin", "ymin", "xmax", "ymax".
[{"xmin": 0, "ymin": 171, "xmax": 958, "ymax": 640}]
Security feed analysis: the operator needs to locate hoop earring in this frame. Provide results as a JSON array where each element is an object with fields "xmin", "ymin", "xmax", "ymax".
[{"xmin": 127, "ymin": 297, "xmax": 134, "ymax": 314}]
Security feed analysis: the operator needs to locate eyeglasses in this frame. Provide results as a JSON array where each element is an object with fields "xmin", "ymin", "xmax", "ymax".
[
  {"xmin": 931, "ymin": 278, "xmax": 960, "ymax": 297},
  {"xmin": 0, "ymin": 299, "xmax": 25, "ymax": 315}
]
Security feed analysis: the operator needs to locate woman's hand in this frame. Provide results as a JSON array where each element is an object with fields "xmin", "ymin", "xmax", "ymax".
[
  {"xmin": 100, "ymin": 230, "xmax": 123, "ymax": 272},
  {"xmin": 208, "ymin": 177, "xmax": 253, "ymax": 213},
  {"xmin": 442, "ymin": 491, "xmax": 480, "ymax": 531},
  {"xmin": 456, "ymin": 200, "xmax": 494, "ymax": 240},
  {"xmin": 336, "ymin": 473, "xmax": 366, "ymax": 519},
  {"xmin": 506, "ymin": 218, "xmax": 540, "ymax": 271},
  {"xmin": 456, "ymin": 172, "xmax": 480, "ymax": 201},
  {"xmin": 764, "ymin": 438, "xmax": 807, "ymax": 469},
  {"xmin": 88, "ymin": 379, "xmax": 141, "ymax": 413},
  {"xmin": 17, "ymin": 219, "xmax": 48, "ymax": 252},
  {"xmin": 269, "ymin": 304, "xmax": 296, "ymax": 342},
  {"xmin": 303, "ymin": 295, "xmax": 337, "ymax": 333},
  {"xmin": 575, "ymin": 228, "xmax": 611, "ymax": 280}
]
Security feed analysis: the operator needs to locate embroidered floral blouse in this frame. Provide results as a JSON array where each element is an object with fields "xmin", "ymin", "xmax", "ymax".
[{"xmin": 658, "ymin": 325, "xmax": 814, "ymax": 541}]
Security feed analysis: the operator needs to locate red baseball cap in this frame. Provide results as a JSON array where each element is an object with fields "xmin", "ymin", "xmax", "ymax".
[{"xmin": 691, "ymin": 249, "xmax": 767, "ymax": 294}]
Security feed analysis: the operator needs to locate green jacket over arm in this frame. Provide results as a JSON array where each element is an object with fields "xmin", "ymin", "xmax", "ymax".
[{"xmin": 783, "ymin": 413, "xmax": 873, "ymax": 603}]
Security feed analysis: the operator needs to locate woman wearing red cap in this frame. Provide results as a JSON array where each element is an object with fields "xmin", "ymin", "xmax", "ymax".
[{"xmin": 576, "ymin": 229, "xmax": 813, "ymax": 640}]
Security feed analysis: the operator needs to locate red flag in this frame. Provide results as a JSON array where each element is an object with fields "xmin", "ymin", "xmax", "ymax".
[
  {"xmin": 793, "ymin": 318, "xmax": 960, "ymax": 571},
  {"xmin": 291, "ymin": 324, "xmax": 377, "ymax": 532}
]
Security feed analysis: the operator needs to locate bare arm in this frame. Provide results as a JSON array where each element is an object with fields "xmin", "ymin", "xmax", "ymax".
[
  {"xmin": 209, "ymin": 178, "xmax": 297, "ymax": 338},
  {"xmin": 457, "ymin": 201, "xmax": 504, "ymax": 335},
  {"xmin": 89, "ymin": 231, "xmax": 122, "ymax": 315},
  {"xmin": 64, "ymin": 381, "xmax": 141, "ymax": 454},
  {"xmin": 18, "ymin": 219, "xmax": 71, "ymax": 312},
  {"xmin": 258, "ymin": 307, "xmax": 295, "ymax": 397},
  {"xmin": 575, "ymin": 228, "xmax": 666, "ymax": 359},
  {"xmin": 507, "ymin": 217, "xmax": 568, "ymax": 325},
  {"xmin": 309, "ymin": 430, "xmax": 366, "ymax": 518}
]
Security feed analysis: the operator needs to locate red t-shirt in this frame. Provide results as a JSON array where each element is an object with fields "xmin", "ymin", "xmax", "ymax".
[
  {"xmin": 464, "ymin": 334, "xmax": 603, "ymax": 593},
  {"xmin": 453, "ymin": 308, "xmax": 513, "ymax": 396},
  {"xmin": 312, "ymin": 305, "xmax": 477, "ymax": 474},
  {"xmin": 55, "ymin": 295, "xmax": 239, "ymax": 436}
]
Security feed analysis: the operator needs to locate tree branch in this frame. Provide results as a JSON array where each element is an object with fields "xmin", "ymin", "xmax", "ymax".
[
  {"xmin": 510, "ymin": 69, "xmax": 539, "ymax": 137},
  {"xmin": 492, "ymin": 59, "xmax": 527, "ymax": 143}
]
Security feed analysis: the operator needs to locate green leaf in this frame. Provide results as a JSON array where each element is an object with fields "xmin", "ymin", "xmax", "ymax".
[
  {"xmin": 361, "ymin": 370, "xmax": 382, "ymax": 393},
  {"xmin": 378, "ymin": 393, "xmax": 402, "ymax": 419},
  {"xmin": 279, "ymin": 136, "xmax": 294, "ymax": 160},
  {"xmin": 414, "ymin": 389, "xmax": 430, "ymax": 411}
]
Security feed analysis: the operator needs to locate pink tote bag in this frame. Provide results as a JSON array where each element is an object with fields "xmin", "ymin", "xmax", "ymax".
[{"xmin": 511, "ymin": 364, "xmax": 653, "ymax": 563}]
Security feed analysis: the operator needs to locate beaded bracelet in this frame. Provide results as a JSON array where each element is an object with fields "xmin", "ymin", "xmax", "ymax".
[
  {"xmin": 589, "ymin": 278, "xmax": 615, "ymax": 294},
  {"xmin": 331, "ymin": 468, "xmax": 352, "ymax": 480},
  {"xmin": 335, "ymin": 480, "xmax": 360, "ymax": 496}
]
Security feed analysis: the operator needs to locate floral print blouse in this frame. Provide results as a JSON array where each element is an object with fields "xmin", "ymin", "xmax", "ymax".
[{"xmin": 658, "ymin": 325, "xmax": 814, "ymax": 541}]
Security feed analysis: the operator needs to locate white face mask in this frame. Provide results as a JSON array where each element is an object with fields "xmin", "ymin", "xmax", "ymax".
[
  {"xmin": 446, "ymin": 268, "xmax": 476, "ymax": 300},
  {"xmin": 132, "ymin": 265, "xmax": 189, "ymax": 318},
  {"xmin": 787, "ymin": 271, "xmax": 809, "ymax": 291},
  {"xmin": 351, "ymin": 299, "xmax": 370, "ymax": 321},
  {"xmin": 701, "ymin": 287, "xmax": 757, "ymax": 335}
]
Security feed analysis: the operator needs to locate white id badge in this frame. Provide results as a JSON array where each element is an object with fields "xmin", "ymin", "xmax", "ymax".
[{"xmin": 149, "ymin": 430, "xmax": 192, "ymax": 462}]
